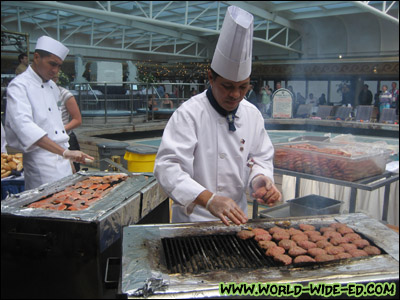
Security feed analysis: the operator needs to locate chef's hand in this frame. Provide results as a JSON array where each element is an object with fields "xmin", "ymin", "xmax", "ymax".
[
  {"xmin": 251, "ymin": 175, "xmax": 282, "ymax": 207},
  {"xmin": 63, "ymin": 149, "xmax": 94, "ymax": 164},
  {"xmin": 206, "ymin": 195, "xmax": 248, "ymax": 226}
]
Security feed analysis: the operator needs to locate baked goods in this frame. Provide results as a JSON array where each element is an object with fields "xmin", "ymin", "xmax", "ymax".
[{"xmin": 1, "ymin": 153, "xmax": 23, "ymax": 178}]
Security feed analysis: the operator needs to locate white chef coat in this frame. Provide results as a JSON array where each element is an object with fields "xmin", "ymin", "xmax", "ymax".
[
  {"xmin": 1, "ymin": 123, "xmax": 7, "ymax": 153},
  {"xmin": 5, "ymin": 66, "xmax": 72, "ymax": 190},
  {"xmin": 154, "ymin": 90, "xmax": 275, "ymax": 223}
]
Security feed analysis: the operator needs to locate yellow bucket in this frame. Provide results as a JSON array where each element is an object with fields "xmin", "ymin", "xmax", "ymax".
[{"xmin": 124, "ymin": 145, "xmax": 158, "ymax": 173}]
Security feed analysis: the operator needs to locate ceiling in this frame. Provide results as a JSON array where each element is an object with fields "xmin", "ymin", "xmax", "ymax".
[{"xmin": 1, "ymin": 1, "xmax": 399, "ymax": 64}]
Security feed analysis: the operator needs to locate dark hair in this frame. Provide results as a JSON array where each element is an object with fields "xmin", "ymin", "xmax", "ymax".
[
  {"xmin": 34, "ymin": 49, "xmax": 53, "ymax": 58},
  {"xmin": 18, "ymin": 53, "xmax": 27, "ymax": 62},
  {"xmin": 210, "ymin": 68, "xmax": 220, "ymax": 80}
]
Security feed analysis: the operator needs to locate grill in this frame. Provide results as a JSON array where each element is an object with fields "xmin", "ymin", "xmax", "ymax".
[
  {"xmin": 162, "ymin": 234, "xmax": 275, "ymax": 274},
  {"xmin": 1, "ymin": 171, "xmax": 167, "ymax": 299},
  {"xmin": 161, "ymin": 228, "xmax": 386, "ymax": 275},
  {"xmin": 119, "ymin": 213, "xmax": 399, "ymax": 298}
]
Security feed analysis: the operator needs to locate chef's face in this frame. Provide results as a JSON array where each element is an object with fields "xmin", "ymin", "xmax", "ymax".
[
  {"xmin": 32, "ymin": 52, "xmax": 63, "ymax": 82},
  {"xmin": 208, "ymin": 70, "xmax": 250, "ymax": 112}
]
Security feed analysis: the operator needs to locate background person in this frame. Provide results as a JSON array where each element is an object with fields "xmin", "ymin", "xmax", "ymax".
[
  {"xmin": 53, "ymin": 72, "xmax": 82, "ymax": 172},
  {"xmin": 5, "ymin": 36, "xmax": 93, "ymax": 190},
  {"xmin": 15, "ymin": 53, "xmax": 29, "ymax": 75},
  {"xmin": 154, "ymin": 6, "xmax": 281, "ymax": 226}
]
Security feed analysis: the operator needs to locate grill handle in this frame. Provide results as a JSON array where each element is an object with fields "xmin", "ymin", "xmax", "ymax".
[
  {"xmin": 104, "ymin": 257, "xmax": 121, "ymax": 289},
  {"xmin": 8, "ymin": 230, "xmax": 52, "ymax": 241}
]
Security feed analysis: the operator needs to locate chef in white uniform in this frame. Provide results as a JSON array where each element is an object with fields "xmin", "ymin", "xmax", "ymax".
[
  {"xmin": 5, "ymin": 36, "xmax": 93, "ymax": 190},
  {"xmin": 154, "ymin": 6, "xmax": 282, "ymax": 226}
]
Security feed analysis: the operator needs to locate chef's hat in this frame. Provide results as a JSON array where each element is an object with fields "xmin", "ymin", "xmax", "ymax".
[
  {"xmin": 211, "ymin": 6, "xmax": 253, "ymax": 82},
  {"xmin": 35, "ymin": 36, "xmax": 69, "ymax": 61}
]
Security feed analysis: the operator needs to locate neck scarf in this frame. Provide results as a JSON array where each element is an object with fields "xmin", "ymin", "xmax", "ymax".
[{"xmin": 206, "ymin": 87, "xmax": 238, "ymax": 131}]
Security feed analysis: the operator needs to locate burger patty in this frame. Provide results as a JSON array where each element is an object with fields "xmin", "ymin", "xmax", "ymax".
[
  {"xmin": 363, "ymin": 246, "xmax": 381, "ymax": 255},
  {"xmin": 316, "ymin": 240, "xmax": 332, "ymax": 249},
  {"xmin": 237, "ymin": 230, "xmax": 255, "ymax": 240},
  {"xmin": 323, "ymin": 231, "xmax": 342, "ymax": 239},
  {"xmin": 266, "ymin": 246, "xmax": 285, "ymax": 257},
  {"xmin": 314, "ymin": 254, "xmax": 336, "ymax": 262},
  {"xmin": 294, "ymin": 255, "xmax": 316, "ymax": 264},
  {"xmin": 340, "ymin": 243, "xmax": 358, "ymax": 252},
  {"xmin": 288, "ymin": 228, "xmax": 303, "ymax": 236},
  {"xmin": 269, "ymin": 227, "xmax": 287, "ymax": 235},
  {"xmin": 258, "ymin": 240, "xmax": 277, "ymax": 250},
  {"xmin": 273, "ymin": 232, "xmax": 291, "ymax": 241},
  {"xmin": 325, "ymin": 246, "xmax": 345, "ymax": 255},
  {"xmin": 335, "ymin": 252, "xmax": 352, "ymax": 259},
  {"xmin": 254, "ymin": 233, "xmax": 272, "ymax": 242},
  {"xmin": 252, "ymin": 228, "xmax": 270, "ymax": 236},
  {"xmin": 309, "ymin": 235, "xmax": 327, "ymax": 243},
  {"xmin": 299, "ymin": 224, "xmax": 315, "ymax": 231},
  {"xmin": 343, "ymin": 233, "xmax": 361, "ymax": 242},
  {"xmin": 297, "ymin": 240, "xmax": 317, "ymax": 250},
  {"xmin": 288, "ymin": 246, "xmax": 308, "ymax": 257},
  {"xmin": 329, "ymin": 237, "xmax": 348, "ymax": 246},
  {"xmin": 351, "ymin": 239, "xmax": 370, "ymax": 249},
  {"xmin": 320, "ymin": 227, "xmax": 336, "ymax": 233},
  {"xmin": 278, "ymin": 239, "xmax": 297, "ymax": 250},
  {"xmin": 337, "ymin": 226, "xmax": 354, "ymax": 235},
  {"xmin": 348, "ymin": 249, "xmax": 368, "ymax": 258},
  {"xmin": 291, "ymin": 234, "xmax": 309, "ymax": 243},
  {"xmin": 307, "ymin": 248, "xmax": 327, "ymax": 257},
  {"xmin": 274, "ymin": 254, "xmax": 292, "ymax": 266}
]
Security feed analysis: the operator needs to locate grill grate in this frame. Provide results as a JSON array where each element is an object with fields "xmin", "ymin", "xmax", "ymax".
[{"xmin": 161, "ymin": 234, "xmax": 275, "ymax": 274}]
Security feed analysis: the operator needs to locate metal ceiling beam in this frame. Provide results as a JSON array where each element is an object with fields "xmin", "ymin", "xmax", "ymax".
[
  {"xmin": 351, "ymin": 1, "xmax": 399, "ymax": 24},
  {"xmin": 271, "ymin": 1, "xmax": 349, "ymax": 12}
]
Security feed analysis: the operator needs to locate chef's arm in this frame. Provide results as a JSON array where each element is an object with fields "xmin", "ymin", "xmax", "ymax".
[
  {"xmin": 34, "ymin": 135, "xmax": 94, "ymax": 163},
  {"xmin": 193, "ymin": 190, "xmax": 248, "ymax": 226},
  {"xmin": 34, "ymin": 135, "xmax": 66, "ymax": 156}
]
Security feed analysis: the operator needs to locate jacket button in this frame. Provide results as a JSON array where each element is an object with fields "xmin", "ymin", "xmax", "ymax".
[
  {"xmin": 62, "ymin": 130, "xmax": 65, "ymax": 133},
  {"xmin": 219, "ymin": 153, "xmax": 226, "ymax": 159},
  {"xmin": 48, "ymin": 108, "xmax": 51, "ymax": 111},
  {"xmin": 41, "ymin": 85, "xmax": 44, "ymax": 88},
  {"xmin": 55, "ymin": 131, "xmax": 58, "ymax": 134}
]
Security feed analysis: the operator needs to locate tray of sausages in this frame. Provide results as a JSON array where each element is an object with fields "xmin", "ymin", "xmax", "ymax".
[
  {"xmin": 273, "ymin": 141, "xmax": 390, "ymax": 181},
  {"xmin": 237, "ymin": 222, "xmax": 383, "ymax": 267}
]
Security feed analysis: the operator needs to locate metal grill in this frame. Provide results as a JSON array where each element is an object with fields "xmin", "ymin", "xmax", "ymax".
[{"xmin": 162, "ymin": 234, "xmax": 275, "ymax": 274}]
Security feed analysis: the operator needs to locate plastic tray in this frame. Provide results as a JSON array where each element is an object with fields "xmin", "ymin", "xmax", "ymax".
[{"xmin": 273, "ymin": 141, "xmax": 390, "ymax": 181}]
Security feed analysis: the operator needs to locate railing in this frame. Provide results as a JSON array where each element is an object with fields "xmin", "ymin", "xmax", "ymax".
[{"xmin": 71, "ymin": 81, "xmax": 206, "ymax": 124}]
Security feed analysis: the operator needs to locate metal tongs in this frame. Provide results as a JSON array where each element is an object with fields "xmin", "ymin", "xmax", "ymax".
[{"xmin": 100, "ymin": 158, "xmax": 153, "ymax": 177}]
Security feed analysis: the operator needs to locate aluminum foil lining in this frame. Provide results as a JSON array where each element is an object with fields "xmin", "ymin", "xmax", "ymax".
[
  {"xmin": 1, "ymin": 171, "xmax": 154, "ymax": 222},
  {"xmin": 120, "ymin": 213, "xmax": 399, "ymax": 298}
]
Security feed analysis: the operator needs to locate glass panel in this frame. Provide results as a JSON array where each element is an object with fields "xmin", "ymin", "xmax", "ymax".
[
  {"xmin": 287, "ymin": 81, "xmax": 306, "ymax": 100},
  {"xmin": 308, "ymin": 81, "xmax": 328, "ymax": 104}
]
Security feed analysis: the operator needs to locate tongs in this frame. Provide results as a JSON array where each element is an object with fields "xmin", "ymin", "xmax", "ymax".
[{"xmin": 100, "ymin": 158, "xmax": 153, "ymax": 177}]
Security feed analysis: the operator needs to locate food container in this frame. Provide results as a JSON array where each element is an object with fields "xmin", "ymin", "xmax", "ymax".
[
  {"xmin": 288, "ymin": 194, "xmax": 342, "ymax": 216},
  {"xmin": 273, "ymin": 141, "xmax": 391, "ymax": 181},
  {"xmin": 124, "ymin": 145, "xmax": 158, "ymax": 173}
]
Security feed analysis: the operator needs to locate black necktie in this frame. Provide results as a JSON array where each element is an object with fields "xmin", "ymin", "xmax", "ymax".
[{"xmin": 206, "ymin": 87, "xmax": 238, "ymax": 132}]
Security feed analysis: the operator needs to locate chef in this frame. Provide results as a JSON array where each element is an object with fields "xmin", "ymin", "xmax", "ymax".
[
  {"xmin": 5, "ymin": 36, "xmax": 93, "ymax": 190},
  {"xmin": 154, "ymin": 6, "xmax": 282, "ymax": 226}
]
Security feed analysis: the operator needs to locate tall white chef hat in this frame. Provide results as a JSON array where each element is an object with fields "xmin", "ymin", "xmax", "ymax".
[
  {"xmin": 35, "ymin": 36, "xmax": 69, "ymax": 61},
  {"xmin": 211, "ymin": 6, "xmax": 254, "ymax": 82}
]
